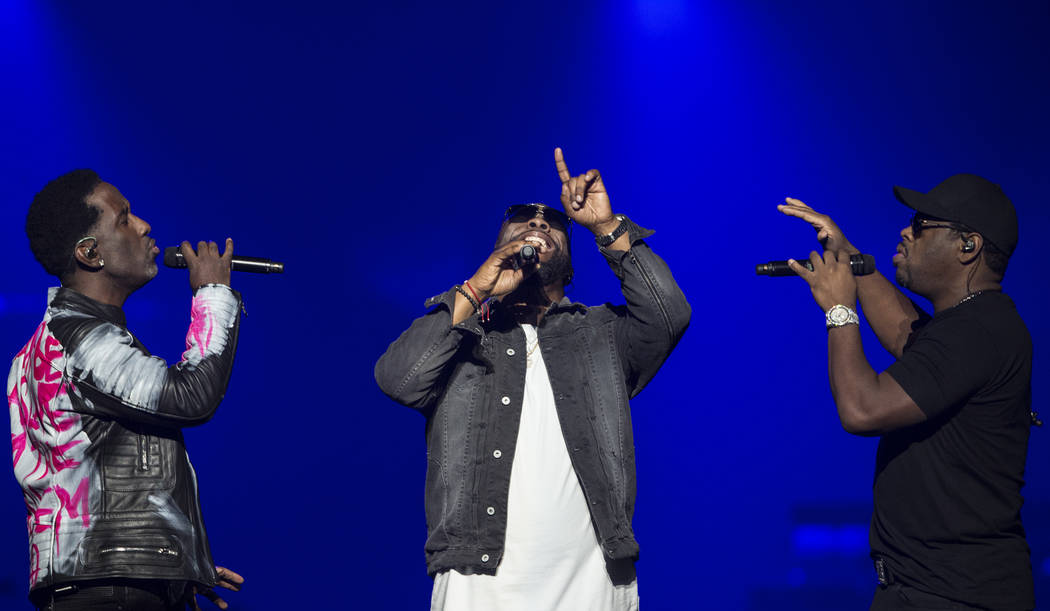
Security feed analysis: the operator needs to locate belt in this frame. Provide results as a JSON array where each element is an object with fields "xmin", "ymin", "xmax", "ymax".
[{"xmin": 30, "ymin": 578, "xmax": 184, "ymax": 607}]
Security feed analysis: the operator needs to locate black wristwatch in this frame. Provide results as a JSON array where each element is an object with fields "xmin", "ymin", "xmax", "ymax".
[{"xmin": 595, "ymin": 215, "xmax": 627, "ymax": 247}]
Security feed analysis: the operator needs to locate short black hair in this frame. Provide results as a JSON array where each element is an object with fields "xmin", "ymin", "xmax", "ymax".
[
  {"xmin": 981, "ymin": 240, "xmax": 1009, "ymax": 279},
  {"xmin": 26, "ymin": 169, "xmax": 103, "ymax": 280}
]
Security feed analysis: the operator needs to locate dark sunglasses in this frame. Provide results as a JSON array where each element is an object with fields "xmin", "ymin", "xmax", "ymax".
[
  {"xmin": 503, "ymin": 204, "xmax": 572, "ymax": 235},
  {"xmin": 910, "ymin": 213, "xmax": 962, "ymax": 237}
]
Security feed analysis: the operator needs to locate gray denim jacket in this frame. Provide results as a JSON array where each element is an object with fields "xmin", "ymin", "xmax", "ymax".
[{"xmin": 375, "ymin": 221, "xmax": 690, "ymax": 579}]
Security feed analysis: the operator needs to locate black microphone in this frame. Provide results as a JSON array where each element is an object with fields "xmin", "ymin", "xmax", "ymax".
[
  {"xmin": 514, "ymin": 244, "xmax": 538, "ymax": 268},
  {"xmin": 756, "ymin": 253, "xmax": 876, "ymax": 277},
  {"xmin": 164, "ymin": 247, "xmax": 285, "ymax": 274}
]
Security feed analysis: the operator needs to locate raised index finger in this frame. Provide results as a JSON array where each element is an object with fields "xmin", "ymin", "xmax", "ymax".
[{"xmin": 554, "ymin": 147, "xmax": 571, "ymax": 184}]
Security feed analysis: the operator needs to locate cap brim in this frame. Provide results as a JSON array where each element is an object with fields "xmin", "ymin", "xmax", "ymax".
[{"xmin": 893, "ymin": 185, "xmax": 952, "ymax": 220}]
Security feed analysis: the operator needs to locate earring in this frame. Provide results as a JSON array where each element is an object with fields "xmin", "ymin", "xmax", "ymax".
[{"xmin": 98, "ymin": 259, "xmax": 105, "ymax": 269}]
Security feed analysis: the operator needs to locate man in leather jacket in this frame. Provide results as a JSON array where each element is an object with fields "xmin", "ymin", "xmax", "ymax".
[
  {"xmin": 9, "ymin": 169, "xmax": 245, "ymax": 610},
  {"xmin": 375, "ymin": 149, "xmax": 690, "ymax": 610}
]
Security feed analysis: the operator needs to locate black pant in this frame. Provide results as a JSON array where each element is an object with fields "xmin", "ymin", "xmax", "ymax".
[
  {"xmin": 31, "ymin": 580, "xmax": 185, "ymax": 611},
  {"xmin": 870, "ymin": 583, "xmax": 990, "ymax": 611}
]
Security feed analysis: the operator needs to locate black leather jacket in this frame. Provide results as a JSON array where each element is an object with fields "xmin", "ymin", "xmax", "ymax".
[
  {"xmin": 375, "ymin": 221, "xmax": 690, "ymax": 578},
  {"xmin": 7, "ymin": 285, "xmax": 241, "ymax": 595}
]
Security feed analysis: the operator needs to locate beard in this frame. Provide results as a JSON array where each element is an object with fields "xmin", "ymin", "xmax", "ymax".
[{"xmin": 536, "ymin": 247, "xmax": 572, "ymax": 286}]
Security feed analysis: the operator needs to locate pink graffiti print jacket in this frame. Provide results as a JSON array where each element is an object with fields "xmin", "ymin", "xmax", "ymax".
[{"xmin": 7, "ymin": 284, "xmax": 241, "ymax": 597}]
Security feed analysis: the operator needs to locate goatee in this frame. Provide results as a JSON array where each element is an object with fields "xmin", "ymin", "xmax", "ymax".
[{"xmin": 537, "ymin": 248, "xmax": 572, "ymax": 286}]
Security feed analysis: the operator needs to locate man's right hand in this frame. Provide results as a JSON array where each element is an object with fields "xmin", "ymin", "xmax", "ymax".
[
  {"xmin": 779, "ymin": 196, "xmax": 922, "ymax": 358},
  {"xmin": 186, "ymin": 565, "xmax": 244, "ymax": 610},
  {"xmin": 180, "ymin": 238, "xmax": 234, "ymax": 291},
  {"xmin": 777, "ymin": 198, "xmax": 860, "ymax": 255},
  {"xmin": 465, "ymin": 239, "xmax": 539, "ymax": 302}
]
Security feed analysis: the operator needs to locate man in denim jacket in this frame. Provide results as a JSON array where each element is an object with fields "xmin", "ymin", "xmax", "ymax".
[{"xmin": 376, "ymin": 149, "xmax": 690, "ymax": 610}]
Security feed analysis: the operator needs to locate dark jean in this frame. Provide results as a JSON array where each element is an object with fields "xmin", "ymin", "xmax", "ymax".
[
  {"xmin": 871, "ymin": 583, "xmax": 992, "ymax": 611},
  {"xmin": 31, "ymin": 579, "xmax": 185, "ymax": 611}
]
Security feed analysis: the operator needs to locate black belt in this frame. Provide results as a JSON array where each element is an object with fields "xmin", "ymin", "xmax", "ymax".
[{"xmin": 30, "ymin": 578, "xmax": 182, "ymax": 607}]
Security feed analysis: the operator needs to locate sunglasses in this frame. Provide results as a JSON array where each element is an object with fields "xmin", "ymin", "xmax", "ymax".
[
  {"xmin": 910, "ymin": 213, "xmax": 963, "ymax": 237},
  {"xmin": 503, "ymin": 204, "xmax": 572, "ymax": 236}
]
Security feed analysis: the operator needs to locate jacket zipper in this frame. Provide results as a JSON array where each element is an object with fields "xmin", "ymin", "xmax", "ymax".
[
  {"xmin": 99, "ymin": 546, "xmax": 180, "ymax": 557},
  {"xmin": 139, "ymin": 435, "xmax": 150, "ymax": 471},
  {"xmin": 628, "ymin": 251, "xmax": 674, "ymax": 345}
]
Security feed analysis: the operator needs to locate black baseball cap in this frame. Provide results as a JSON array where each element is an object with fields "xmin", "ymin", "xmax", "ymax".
[{"xmin": 893, "ymin": 173, "xmax": 1018, "ymax": 257}]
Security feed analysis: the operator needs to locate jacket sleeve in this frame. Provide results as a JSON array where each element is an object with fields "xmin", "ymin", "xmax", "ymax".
[
  {"xmin": 61, "ymin": 284, "xmax": 242, "ymax": 427},
  {"xmin": 600, "ymin": 217, "xmax": 691, "ymax": 398},
  {"xmin": 374, "ymin": 288, "xmax": 479, "ymax": 410}
]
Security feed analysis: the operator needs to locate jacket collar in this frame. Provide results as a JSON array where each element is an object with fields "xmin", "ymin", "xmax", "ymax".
[
  {"xmin": 49, "ymin": 286, "xmax": 127, "ymax": 328},
  {"xmin": 479, "ymin": 295, "xmax": 586, "ymax": 331}
]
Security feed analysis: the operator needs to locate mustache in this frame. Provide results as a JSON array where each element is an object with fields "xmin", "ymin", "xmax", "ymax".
[{"xmin": 502, "ymin": 230, "xmax": 559, "ymax": 251}]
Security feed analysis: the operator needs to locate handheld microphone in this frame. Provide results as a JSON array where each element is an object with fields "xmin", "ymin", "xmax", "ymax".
[
  {"xmin": 756, "ymin": 253, "xmax": 875, "ymax": 277},
  {"xmin": 164, "ymin": 247, "xmax": 285, "ymax": 274},
  {"xmin": 515, "ymin": 244, "xmax": 538, "ymax": 268}
]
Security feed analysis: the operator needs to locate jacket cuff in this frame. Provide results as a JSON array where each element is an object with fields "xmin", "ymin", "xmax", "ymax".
[
  {"xmin": 598, "ymin": 215, "xmax": 654, "ymax": 260},
  {"xmin": 424, "ymin": 286, "xmax": 484, "ymax": 336},
  {"xmin": 424, "ymin": 286, "xmax": 460, "ymax": 311},
  {"xmin": 192, "ymin": 285, "xmax": 240, "ymax": 326},
  {"xmin": 181, "ymin": 285, "xmax": 241, "ymax": 366}
]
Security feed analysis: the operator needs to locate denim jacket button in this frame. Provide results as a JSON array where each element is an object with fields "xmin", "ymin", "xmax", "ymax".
[
  {"xmin": 481, "ymin": 554, "xmax": 490, "ymax": 562},
  {"xmin": 500, "ymin": 396, "xmax": 511, "ymax": 405},
  {"xmin": 486, "ymin": 506, "xmax": 495, "ymax": 515},
  {"xmin": 493, "ymin": 449, "xmax": 502, "ymax": 459},
  {"xmin": 506, "ymin": 348, "xmax": 515, "ymax": 356}
]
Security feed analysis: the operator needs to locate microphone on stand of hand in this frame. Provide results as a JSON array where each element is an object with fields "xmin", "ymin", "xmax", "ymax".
[
  {"xmin": 514, "ymin": 244, "xmax": 538, "ymax": 269},
  {"xmin": 756, "ymin": 253, "xmax": 875, "ymax": 277},
  {"xmin": 164, "ymin": 247, "xmax": 285, "ymax": 274}
]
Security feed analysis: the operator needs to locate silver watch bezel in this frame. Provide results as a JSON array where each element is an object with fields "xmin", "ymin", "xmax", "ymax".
[{"xmin": 825, "ymin": 304, "xmax": 859, "ymax": 328}]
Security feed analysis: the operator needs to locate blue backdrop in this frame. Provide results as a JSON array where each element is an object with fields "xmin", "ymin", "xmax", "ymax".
[{"xmin": 2, "ymin": 1, "xmax": 1047, "ymax": 608}]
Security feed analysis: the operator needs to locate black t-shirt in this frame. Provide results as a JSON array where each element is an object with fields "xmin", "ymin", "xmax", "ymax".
[{"xmin": 877, "ymin": 291, "xmax": 1034, "ymax": 610}]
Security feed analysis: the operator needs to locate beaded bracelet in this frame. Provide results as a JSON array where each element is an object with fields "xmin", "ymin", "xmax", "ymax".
[{"xmin": 455, "ymin": 284, "xmax": 480, "ymax": 313}]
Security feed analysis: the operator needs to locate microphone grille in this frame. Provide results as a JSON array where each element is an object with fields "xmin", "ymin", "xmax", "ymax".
[
  {"xmin": 855, "ymin": 253, "xmax": 876, "ymax": 275},
  {"xmin": 163, "ymin": 247, "xmax": 187, "ymax": 268}
]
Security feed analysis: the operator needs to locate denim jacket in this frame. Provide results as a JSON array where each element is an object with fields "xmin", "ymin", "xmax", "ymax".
[{"xmin": 375, "ymin": 221, "xmax": 690, "ymax": 578}]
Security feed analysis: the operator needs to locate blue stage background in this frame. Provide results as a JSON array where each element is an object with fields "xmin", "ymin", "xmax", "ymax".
[{"xmin": 1, "ymin": 1, "xmax": 1047, "ymax": 608}]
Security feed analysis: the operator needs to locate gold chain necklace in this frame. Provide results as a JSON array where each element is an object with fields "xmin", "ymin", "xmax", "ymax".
[{"xmin": 524, "ymin": 327, "xmax": 541, "ymax": 365}]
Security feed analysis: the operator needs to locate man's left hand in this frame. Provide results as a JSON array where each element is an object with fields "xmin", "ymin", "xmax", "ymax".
[
  {"xmin": 186, "ymin": 566, "xmax": 244, "ymax": 610},
  {"xmin": 787, "ymin": 250, "xmax": 859, "ymax": 311},
  {"xmin": 554, "ymin": 147, "xmax": 620, "ymax": 236}
]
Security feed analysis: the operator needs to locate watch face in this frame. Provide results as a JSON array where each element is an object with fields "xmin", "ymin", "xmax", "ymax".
[{"xmin": 829, "ymin": 305, "xmax": 850, "ymax": 325}]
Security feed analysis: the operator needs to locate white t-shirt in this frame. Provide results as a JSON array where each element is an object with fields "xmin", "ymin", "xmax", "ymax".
[{"xmin": 431, "ymin": 324, "xmax": 639, "ymax": 611}]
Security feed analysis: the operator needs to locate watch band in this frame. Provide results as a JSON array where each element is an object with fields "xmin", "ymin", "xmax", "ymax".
[{"xmin": 595, "ymin": 215, "xmax": 627, "ymax": 247}]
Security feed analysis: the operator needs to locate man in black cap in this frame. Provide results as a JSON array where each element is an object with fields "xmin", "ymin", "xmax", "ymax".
[{"xmin": 778, "ymin": 174, "xmax": 1035, "ymax": 610}]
